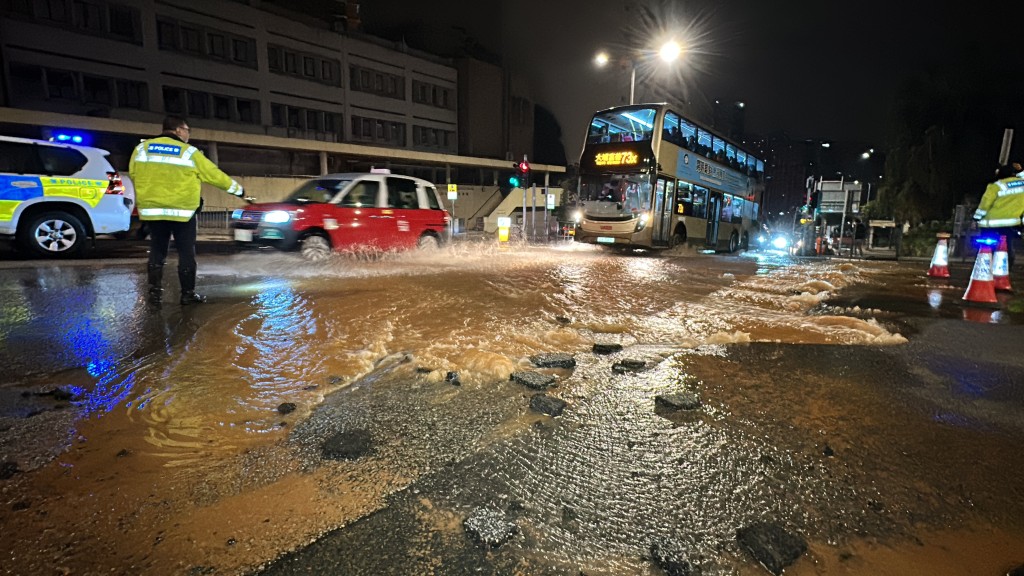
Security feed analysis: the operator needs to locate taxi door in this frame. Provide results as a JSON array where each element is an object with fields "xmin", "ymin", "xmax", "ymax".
[
  {"xmin": 327, "ymin": 179, "xmax": 383, "ymax": 249},
  {"xmin": 385, "ymin": 176, "xmax": 425, "ymax": 249}
]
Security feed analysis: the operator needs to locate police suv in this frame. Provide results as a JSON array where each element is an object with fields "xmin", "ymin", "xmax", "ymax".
[{"xmin": 0, "ymin": 136, "xmax": 133, "ymax": 258}]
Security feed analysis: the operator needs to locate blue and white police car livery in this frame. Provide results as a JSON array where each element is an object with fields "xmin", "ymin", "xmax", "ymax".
[{"xmin": 0, "ymin": 135, "xmax": 133, "ymax": 258}]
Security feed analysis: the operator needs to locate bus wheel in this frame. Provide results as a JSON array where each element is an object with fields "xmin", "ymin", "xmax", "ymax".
[
  {"xmin": 669, "ymin": 230, "xmax": 684, "ymax": 249},
  {"xmin": 728, "ymin": 232, "xmax": 739, "ymax": 253}
]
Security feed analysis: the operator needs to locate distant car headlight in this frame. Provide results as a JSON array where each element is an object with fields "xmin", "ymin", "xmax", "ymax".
[
  {"xmin": 573, "ymin": 210, "xmax": 582, "ymax": 223},
  {"xmin": 231, "ymin": 209, "xmax": 243, "ymax": 220},
  {"xmin": 757, "ymin": 234, "xmax": 767, "ymax": 244},
  {"xmin": 263, "ymin": 210, "xmax": 292, "ymax": 224},
  {"xmin": 771, "ymin": 236, "xmax": 790, "ymax": 250}
]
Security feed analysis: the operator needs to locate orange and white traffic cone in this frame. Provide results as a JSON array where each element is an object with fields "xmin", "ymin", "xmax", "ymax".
[
  {"xmin": 993, "ymin": 235, "xmax": 1013, "ymax": 292},
  {"xmin": 927, "ymin": 237, "xmax": 950, "ymax": 278},
  {"xmin": 962, "ymin": 245, "xmax": 998, "ymax": 304}
]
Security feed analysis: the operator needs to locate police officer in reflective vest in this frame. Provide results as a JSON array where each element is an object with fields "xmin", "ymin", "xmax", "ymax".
[
  {"xmin": 973, "ymin": 164, "xmax": 1024, "ymax": 269},
  {"xmin": 129, "ymin": 115, "xmax": 244, "ymax": 304}
]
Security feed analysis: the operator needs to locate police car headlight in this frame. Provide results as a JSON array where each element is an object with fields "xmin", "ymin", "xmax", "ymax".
[
  {"xmin": 263, "ymin": 210, "xmax": 292, "ymax": 224},
  {"xmin": 231, "ymin": 209, "xmax": 243, "ymax": 220}
]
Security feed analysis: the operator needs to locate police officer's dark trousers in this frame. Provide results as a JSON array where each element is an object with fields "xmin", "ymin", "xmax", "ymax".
[{"xmin": 147, "ymin": 216, "xmax": 198, "ymax": 296}]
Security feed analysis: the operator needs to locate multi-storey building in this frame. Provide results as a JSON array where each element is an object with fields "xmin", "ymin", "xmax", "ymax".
[{"xmin": 0, "ymin": 0, "xmax": 555, "ymax": 222}]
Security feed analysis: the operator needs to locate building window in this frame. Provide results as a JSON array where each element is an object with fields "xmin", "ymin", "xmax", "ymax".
[
  {"xmin": 82, "ymin": 74, "xmax": 111, "ymax": 104},
  {"xmin": 162, "ymin": 86, "xmax": 184, "ymax": 114},
  {"xmin": 351, "ymin": 65, "xmax": 404, "ymax": 100},
  {"xmin": 72, "ymin": 0, "xmax": 102, "ymax": 32},
  {"xmin": 180, "ymin": 25, "xmax": 202, "ymax": 54},
  {"xmin": 46, "ymin": 69, "xmax": 77, "ymax": 100},
  {"xmin": 187, "ymin": 90, "xmax": 208, "ymax": 118},
  {"xmin": 303, "ymin": 56, "xmax": 315, "ymax": 77},
  {"xmin": 208, "ymin": 33, "xmax": 226, "ymax": 58},
  {"xmin": 156, "ymin": 19, "xmax": 177, "ymax": 49},
  {"xmin": 213, "ymin": 95, "xmax": 231, "ymax": 120},
  {"xmin": 38, "ymin": 0, "xmax": 69, "ymax": 22},
  {"xmin": 237, "ymin": 99, "xmax": 257, "ymax": 123},
  {"xmin": 116, "ymin": 79, "xmax": 145, "ymax": 109},
  {"xmin": 107, "ymin": 4, "xmax": 139, "ymax": 42},
  {"xmin": 321, "ymin": 61, "xmax": 333, "ymax": 82},
  {"xmin": 271, "ymin": 103, "xmax": 285, "ymax": 127},
  {"xmin": 267, "ymin": 46, "xmax": 282, "ymax": 71}
]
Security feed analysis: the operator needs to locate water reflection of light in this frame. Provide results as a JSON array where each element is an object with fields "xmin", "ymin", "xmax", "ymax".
[
  {"xmin": 61, "ymin": 316, "xmax": 134, "ymax": 414},
  {"xmin": 927, "ymin": 290, "xmax": 943, "ymax": 309}
]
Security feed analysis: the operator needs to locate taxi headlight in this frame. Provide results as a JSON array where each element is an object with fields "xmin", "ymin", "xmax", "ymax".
[{"xmin": 263, "ymin": 210, "xmax": 292, "ymax": 224}]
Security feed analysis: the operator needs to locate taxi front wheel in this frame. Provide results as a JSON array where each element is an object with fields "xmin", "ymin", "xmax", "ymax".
[{"xmin": 18, "ymin": 211, "xmax": 87, "ymax": 258}]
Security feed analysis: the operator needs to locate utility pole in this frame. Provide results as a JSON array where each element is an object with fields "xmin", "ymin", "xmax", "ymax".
[{"xmin": 999, "ymin": 129, "xmax": 1014, "ymax": 165}]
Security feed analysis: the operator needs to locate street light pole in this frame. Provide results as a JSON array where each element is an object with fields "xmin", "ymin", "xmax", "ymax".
[{"xmin": 629, "ymin": 64, "xmax": 636, "ymax": 105}]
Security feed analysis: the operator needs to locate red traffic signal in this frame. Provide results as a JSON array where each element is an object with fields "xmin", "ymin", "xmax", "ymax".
[{"xmin": 517, "ymin": 160, "xmax": 530, "ymax": 173}]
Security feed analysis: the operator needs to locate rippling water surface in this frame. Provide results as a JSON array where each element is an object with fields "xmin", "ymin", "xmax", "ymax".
[{"xmin": 1, "ymin": 243, "xmax": 1019, "ymax": 575}]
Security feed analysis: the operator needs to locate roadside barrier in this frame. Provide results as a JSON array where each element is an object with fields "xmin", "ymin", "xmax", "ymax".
[
  {"xmin": 962, "ymin": 244, "xmax": 997, "ymax": 304},
  {"xmin": 927, "ymin": 237, "xmax": 950, "ymax": 278},
  {"xmin": 993, "ymin": 235, "xmax": 1013, "ymax": 292}
]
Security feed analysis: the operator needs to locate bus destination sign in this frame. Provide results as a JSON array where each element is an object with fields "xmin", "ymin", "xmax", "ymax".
[{"xmin": 594, "ymin": 151, "xmax": 639, "ymax": 167}]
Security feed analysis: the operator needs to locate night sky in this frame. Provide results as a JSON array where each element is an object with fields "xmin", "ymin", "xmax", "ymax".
[{"xmin": 354, "ymin": 0, "xmax": 1008, "ymax": 157}]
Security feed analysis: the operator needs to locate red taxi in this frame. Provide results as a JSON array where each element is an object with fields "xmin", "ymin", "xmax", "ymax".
[{"xmin": 230, "ymin": 170, "xmax": 451, "ymax": 260}]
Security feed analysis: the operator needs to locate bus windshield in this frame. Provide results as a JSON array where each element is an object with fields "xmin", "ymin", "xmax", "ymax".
[
  {"xmin": 587, "ymin": 108, "xmax": 657, "ymax": 145},
  {"xmin": 579, "ymin": 172, "xmax": 652, "ymax": 215}
]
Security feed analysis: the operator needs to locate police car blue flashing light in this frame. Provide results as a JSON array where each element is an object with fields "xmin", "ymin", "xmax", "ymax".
[
  {"xmin": 50, "ymin": 132, "xmax": 87, "ymax": 145},
  {"xmin": 974, "ymin": 236, "xmax": 999, "ymax": 247},
  {"xmin": 231, "ymin": 209, "xmax": 244, "ymax": 220}
]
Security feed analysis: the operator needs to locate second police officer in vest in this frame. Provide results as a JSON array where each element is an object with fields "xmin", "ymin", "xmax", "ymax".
[
  {"xmin": 973, "ymin": 164, "xmax": 1024, "ymax": 269},
  {"xmin": 129, "ymin": 115, "xmax": 245, "ymax": 305}
]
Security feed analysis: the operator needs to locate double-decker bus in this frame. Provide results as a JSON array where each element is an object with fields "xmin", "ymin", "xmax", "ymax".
[{"xmin": 572, "ymin": 104, "xmax": 764, "ymax": 252}]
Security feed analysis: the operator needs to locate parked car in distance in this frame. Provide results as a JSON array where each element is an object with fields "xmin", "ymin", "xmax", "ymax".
[
  {"xmin": 229, "ymin": 170, "xmax": 451, "ymax": 260},
  {"xmin": 0, "ymin": 135, "xmax": 133, "ymax": 258}
]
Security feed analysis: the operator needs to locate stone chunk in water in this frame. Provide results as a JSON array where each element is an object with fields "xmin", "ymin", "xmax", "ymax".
[
  {"xmin": 529, "ymin": 393, "xmax": 567, "ymax": 416},
  {"xmin": 612, "ymin": 359, "xmax": 647, "ymax": 374},
  {"xmin": 655, "ymin": 392, "xmax": 701, "ymax": 411},
  {"xmin": 736, "ymin": 522, "xmax": 807, "ymax": 575},
  {"xmin": 529, "ymin": 353, "xmax": 577, "ymax": 369},
  {"xmin": 510, "ymin": 371, "xmax": 556, "ymax": 390},
  {"xmin": 592, "ymin": 343, "xmax": 623, "ymax": 355}
]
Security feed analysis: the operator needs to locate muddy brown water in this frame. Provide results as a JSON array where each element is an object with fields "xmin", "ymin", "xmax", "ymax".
[{"xmin": 0, "ymin": 243, "xmax": 1022, "ymax": 575}]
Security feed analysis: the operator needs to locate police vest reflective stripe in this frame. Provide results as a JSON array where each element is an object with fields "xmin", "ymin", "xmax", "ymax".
[
  {"xmin": 133, "ymin": 145, "xmax": 198, "ymax": 167},
  {"xmin": 139, "ymin": 207, "xmax": 196, "ymax": 218},
  {"xmin": 975, "ymin": 216, "xmax": 1024, "ymax": 227},
  {"xmin": 227, "ymin": 180, "xmax": 242, "ymax": 195}
]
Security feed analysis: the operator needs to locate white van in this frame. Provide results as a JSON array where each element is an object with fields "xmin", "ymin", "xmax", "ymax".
[{"xmin": 0, "ymin": 136, "xmax": 134, "ymax": 258}]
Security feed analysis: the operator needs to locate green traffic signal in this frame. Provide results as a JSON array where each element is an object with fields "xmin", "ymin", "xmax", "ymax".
[{"xmin": 508, "ymin": 175, "xmax": 520, "ymax": 187}]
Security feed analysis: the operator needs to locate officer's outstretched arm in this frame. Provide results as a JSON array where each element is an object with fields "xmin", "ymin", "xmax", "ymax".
[{"xmin": 194, "ymin": 151, "xmax": 244, "ymax": 197}]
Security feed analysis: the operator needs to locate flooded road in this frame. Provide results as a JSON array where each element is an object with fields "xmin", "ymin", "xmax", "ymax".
[{"xmin": 1, "ymin": 242, "xmax": 1022, "ymax": 575}]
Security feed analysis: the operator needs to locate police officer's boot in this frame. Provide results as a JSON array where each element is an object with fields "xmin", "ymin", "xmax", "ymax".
[
  {"xmin": 178, "ymin": 267, "xmax": 206, "ymax": 305},
  {"xmin": 147, "ymin": 264, "xmax": 164, "ymax": 305}
]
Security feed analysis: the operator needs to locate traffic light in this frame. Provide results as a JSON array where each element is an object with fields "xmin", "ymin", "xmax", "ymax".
[{"xmin": 507, "ymin": 168, "xmax": 520, "ymax": 189}]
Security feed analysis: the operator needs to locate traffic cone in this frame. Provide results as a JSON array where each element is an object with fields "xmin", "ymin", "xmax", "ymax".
[
  {"xmin": 962, "ymin": 245, "xmax": 997, "ymax": 304},
  {"xmin": 993, "ymin": 235, "xmax": 1013, "ymax": 292},
  {"xmin": 927, "ymin": 238, "xmax": 950, "ymax": 278}
]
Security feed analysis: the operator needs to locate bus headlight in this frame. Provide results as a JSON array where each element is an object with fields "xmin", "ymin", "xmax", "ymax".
[
  {"xmin": 635, "ymin": 212, "xmax": 650, "ymax": 232},
  {"xmin": 263, "ymin": 210, "xmax": 292, "ymax": 224}
]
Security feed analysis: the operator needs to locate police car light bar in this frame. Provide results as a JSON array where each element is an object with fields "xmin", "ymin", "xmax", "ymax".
[
  {"xmin": 974, "ymin": 236, "xmax": 999, "ymax": 247},
  {"xmin": 50, "ymin": 132, "xmax": 87, "ymax": 144}
]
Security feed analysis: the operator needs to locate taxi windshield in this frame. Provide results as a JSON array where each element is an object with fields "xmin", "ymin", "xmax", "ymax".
[{"xmin": 286, "ymin": 178, "xmax": 352, "ymax": 203}]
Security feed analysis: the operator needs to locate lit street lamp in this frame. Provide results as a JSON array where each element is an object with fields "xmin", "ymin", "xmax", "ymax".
[{"xmin": 595, "ymin": 40, "xmax": 683, "ymax": 105}]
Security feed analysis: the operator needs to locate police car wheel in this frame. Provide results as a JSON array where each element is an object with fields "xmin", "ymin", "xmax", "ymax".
[
  {"xmin": 18, "ymin": 211, "xmax": 87, "ymax": 258},
  {"xmin": 300, "ymin": 234, "xmax": 331, "ymax": 261}
]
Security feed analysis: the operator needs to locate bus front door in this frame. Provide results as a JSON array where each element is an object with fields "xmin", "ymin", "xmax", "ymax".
[
  {"xmin": 652, "ymin": 178, "xmax": 672, "ymax": 244},
  {"xmin": 705, "ymin": 193, "xmax": 722, "ymax": 248}
]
